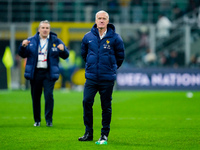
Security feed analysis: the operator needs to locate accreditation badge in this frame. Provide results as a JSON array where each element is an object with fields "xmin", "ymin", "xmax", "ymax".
[{"xmin": 38, "ymin": 53, "xmax": 45, "ymax": 61}]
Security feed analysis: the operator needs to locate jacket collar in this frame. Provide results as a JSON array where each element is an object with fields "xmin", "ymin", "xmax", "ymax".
[{"xmin": 91, "ymin": 23, "xmax": 115, "ymax": 38}]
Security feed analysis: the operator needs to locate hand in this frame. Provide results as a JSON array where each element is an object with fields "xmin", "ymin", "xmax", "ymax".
[
  {"xmin": 57, "ymin": 44, "xmax": 64, "ymax": 51},
  {"xmin": 22, "ymin": 40, "xmax": 30, "ymax": 47}
]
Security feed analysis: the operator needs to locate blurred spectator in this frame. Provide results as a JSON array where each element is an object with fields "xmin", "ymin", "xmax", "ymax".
[
  {"xmin": 172, "ymin": 4, "xmax": 185, "ymax": 20},
  {"xmin": 143, "ymin": 48, "xmax": 157, "ymax": 66},
  {"xmin": 131, "ymin": 0, "xmax": 143, "ymax": 23},
  {"xmin": 167, "ymin": 50, "xmax": 179, "ymax": 68},
  {"xmin": 156, "ymin": 13, "xmax": 172, "ymax": 39},
  {"xmin": 188, "ymin": 54, "xmax": 199, "ymax": 68},
  {"xmin": 158, "ymin": 51, "xmax": 168, "ymax": 67},
  {"xmin": 138, "ymin": 26, "xmax": 149, "ymax": 51}
]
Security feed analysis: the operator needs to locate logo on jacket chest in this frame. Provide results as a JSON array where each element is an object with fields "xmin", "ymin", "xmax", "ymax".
[
  {"xmin": 52, "ymin": 43, "xmax": 57, "ymax": 51},
  {"xmin": 103, "ymin": 40, "xmax": 110, "ymax": 49}
]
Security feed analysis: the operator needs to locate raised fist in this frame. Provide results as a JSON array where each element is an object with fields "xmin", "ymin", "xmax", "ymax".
[
  {"xmin": 22, "ymin": 40, "xmax": 30, "ymax": 47},
  {"xmin": 57, "ymin": 44, "xmax": 64, "ymax": 51}
]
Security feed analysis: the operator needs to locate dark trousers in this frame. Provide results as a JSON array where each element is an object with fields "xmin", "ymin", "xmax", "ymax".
[
  {"xmin": 83, "ymin": 79, "xmax": 114, "ymax": 137},
  {"xmin": 30, "ymin": 68, "xmax": 55, "ymax": 123}
]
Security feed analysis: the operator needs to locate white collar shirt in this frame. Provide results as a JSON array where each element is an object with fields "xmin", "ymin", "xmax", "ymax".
[
  {"xmin": 99, "ymin": 30, "xmax": 107, "ymax": 40},
  {"xmin": 36, "ymin": 35, "xmax": 49, "ymax": 68}
]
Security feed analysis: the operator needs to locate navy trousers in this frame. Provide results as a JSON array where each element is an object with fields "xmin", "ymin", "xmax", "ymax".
[
  {"xmin": 83, "ymin": 79, "xmax": 114, "ymax": 137},
  {"xmin": 30, "ymin": 68, "xmax": 55, "ymax": 123}
]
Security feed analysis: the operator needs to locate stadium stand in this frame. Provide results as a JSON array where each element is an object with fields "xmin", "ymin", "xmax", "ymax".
[{"xmin": 1, "ymin": 0, "xmax": 200, "ymax": 89}]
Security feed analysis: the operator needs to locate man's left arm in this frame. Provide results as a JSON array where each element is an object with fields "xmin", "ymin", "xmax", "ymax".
[
  {"xmin": 114, "ymin": 35, "xmax": 125, "ymax": 69},
  {"xmin": 57, "ymin": 39, "xmax": 69, "ymax": 59}
]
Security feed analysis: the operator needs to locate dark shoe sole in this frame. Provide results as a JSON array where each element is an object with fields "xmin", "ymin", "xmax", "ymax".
[{"xmin": 78, "ymin": 138, "xmax": 93, "ymax": 141}]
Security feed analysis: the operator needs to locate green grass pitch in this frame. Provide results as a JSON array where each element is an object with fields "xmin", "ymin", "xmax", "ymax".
[{"xmin": 0, "ymin": 90, "xmax": 200, "ymax": 150}]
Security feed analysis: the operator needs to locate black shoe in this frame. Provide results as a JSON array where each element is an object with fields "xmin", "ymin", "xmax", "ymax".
[
  {"xmin": 46, "ymin": 122, "xmax": 53, "ymax": 127},
  {"xmin": 95, "ymin": 135, "xmax": 108, "ymax": 145},
  {"xmin": 34, "ymin": 122, "xmax": 40, "ymax": 127},
  {"xmin": 78, "ymin": 132, "xmax": 93, "ymax": 141}
]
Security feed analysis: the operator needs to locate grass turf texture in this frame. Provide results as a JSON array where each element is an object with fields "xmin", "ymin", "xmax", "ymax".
[{"xmin": 0, "ymin": 90, "xmax": 200, "ymax": 150}]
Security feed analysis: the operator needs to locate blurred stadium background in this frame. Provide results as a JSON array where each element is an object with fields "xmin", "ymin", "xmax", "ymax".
[{"xmin": 0, "ymin": 0, "xmax": 200, "ymax": 90}]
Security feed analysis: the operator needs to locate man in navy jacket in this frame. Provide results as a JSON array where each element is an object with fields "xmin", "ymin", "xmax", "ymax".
[
  {"xmin": 78, "ymin": 10, "xmax": 125, "ymax": 144},
  {"xmin": 18, "ymin": 20, "xmax": 69, "ymax": 127}
]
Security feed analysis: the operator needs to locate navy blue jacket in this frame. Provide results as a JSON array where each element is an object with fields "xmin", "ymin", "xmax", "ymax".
[
  {"xmin": 81, "ymin": 23, "xmax": 125, "ymax": 81},
  {"xmin": 18, "ymin": 32, "xmax": 69, "ymax": 80}
]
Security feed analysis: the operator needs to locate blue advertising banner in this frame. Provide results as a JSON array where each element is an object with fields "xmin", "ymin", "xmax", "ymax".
[{"xmin": 116, "ymin": 68, "xmax": 200, "ymax": 90}]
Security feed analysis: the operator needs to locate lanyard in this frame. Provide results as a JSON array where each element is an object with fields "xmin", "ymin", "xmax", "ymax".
[{"xmin": 39, "ymin": 39, "xmax": 48, "ymax": 53}]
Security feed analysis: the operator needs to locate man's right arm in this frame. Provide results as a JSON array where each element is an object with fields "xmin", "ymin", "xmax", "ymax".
[
  {"xmin": 22, "ymin": 40, "xmax": 30, "ymax": 47},
  {"xmin": 18, "ymin": 39, "xmax": 30, "ymax": 58},
  {"xmin": 81, "ymin": 36, "xmax": 88, "ymax": 62}
]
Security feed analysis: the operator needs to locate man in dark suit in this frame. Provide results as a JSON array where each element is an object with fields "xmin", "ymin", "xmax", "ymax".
[
  {"xmin": 78, "ymin": 10, "xmax": 125, "ymax": 144},
  {"xmin": 18, "ymin": 20, "xmax": 69, "ymax": 127}
]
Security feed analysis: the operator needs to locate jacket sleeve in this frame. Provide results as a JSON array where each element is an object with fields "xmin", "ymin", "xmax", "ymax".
[
  {"xmin": 18, "ymin": 43, "xmax": 30, "ymax": 58},
  {"xmin": 58, "ymin": 39, "xmax": 69, "ymax": 59},
  {"xmin": 114, "ymin": 34, "xmax": 125, "ymax": 69},
  {"xmin": 81, "ymin": 36, "xmax": 88, "ymax": 62}
]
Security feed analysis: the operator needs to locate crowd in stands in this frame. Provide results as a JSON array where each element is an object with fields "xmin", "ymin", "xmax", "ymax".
[
  {"xmin": 121, "ymin": 0, "xmax": 200, "ymax": 68},
  {"xmin": 1, "ymin": 0, "xmax": 200, "ymax": 69},
  {"xmin": 0, "ymin": 0, "xmax": 200, "ymax": 23}
]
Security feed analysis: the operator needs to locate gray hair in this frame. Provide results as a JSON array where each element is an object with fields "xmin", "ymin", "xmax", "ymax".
[
  {"xmin": 39, "ymin": 20, "xmax": 50, "ymax": 28},
  {"xmin": 95, "ymin": 10, "xmax": 109, "ymax": 20}
]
